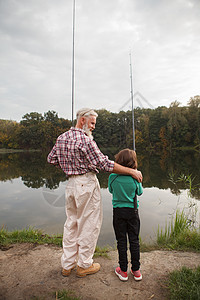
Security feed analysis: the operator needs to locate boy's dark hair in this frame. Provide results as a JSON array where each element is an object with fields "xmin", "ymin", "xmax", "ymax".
[{"xmin": 115, "ymin": 148, "xmax": 138, "ymax": 169}]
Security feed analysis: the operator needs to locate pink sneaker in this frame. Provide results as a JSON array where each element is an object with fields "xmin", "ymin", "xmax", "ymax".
[
  {"xmin": 131, "ymin": 269, "xmax": 142, "ymax": 281},
  {"xmin": 115, "ymin": 267, "xmax": 128, "ymax": 281}
]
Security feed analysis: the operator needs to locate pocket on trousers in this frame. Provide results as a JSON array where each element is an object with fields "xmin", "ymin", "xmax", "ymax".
[{"xmin": 75, "ymin": 182, "xmax": 94, "ymax": 209}]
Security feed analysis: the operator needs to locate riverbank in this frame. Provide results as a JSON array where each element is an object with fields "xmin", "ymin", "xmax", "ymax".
[
  {"xmin": 0, "ymin": 243, "xmax": 200, "ymax": 300},
  {"xmin": 0, "ymin": 148, "xmax": 41, "ymax": 153}
]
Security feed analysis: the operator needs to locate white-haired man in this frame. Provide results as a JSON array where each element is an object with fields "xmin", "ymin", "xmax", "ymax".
[{"xmin": 47, "ymin": 108, "xmax": 142, "ymax": 277}]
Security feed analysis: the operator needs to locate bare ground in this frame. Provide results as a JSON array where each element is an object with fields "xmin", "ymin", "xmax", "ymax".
[{"xmin": 0, "ymin": 244, "xmax": 200, "ymax": 300}]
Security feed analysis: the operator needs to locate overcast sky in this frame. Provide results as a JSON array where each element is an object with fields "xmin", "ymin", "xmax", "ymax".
[{"xmin": 0, "ymin": 0, "xmax": 199, "ymax": 121}]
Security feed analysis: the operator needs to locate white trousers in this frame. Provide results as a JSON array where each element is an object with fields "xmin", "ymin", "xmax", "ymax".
[{"xmin": 61, "ymin": 172, "xmax": 102, "ymax": 270}]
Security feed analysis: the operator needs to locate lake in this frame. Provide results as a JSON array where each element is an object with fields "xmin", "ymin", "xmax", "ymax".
[{"xmin": 0, "ymin": 150, "xmax": 199, "ymax": 247}]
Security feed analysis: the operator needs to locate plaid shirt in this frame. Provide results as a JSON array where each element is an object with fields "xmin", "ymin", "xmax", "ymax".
[{"xmin": 47, "ymin": 127, "xmax": 114, "ymax": 175}]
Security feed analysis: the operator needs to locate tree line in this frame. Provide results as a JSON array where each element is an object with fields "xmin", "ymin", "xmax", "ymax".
[
  {"xmin": 0, "ymin": 96, "xmax": 199, "ymax": 152},
  {"xmin": 0, "ymin": 111, "xmax": 71, "ymax": 150}
]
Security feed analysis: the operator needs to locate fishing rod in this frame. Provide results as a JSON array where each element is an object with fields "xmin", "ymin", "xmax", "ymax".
[
  {"xmin": 129, "ymin": 51, "xmax": 135, "ymax": 151},
  {"xmin": 71, "ymin": 0, "xmax": 76, "ymax": 126}
]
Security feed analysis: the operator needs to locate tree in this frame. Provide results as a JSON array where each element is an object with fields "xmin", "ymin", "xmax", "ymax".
[
  {"xmin": 21, "ymin": 112, "xmax": 44, "ymax": 126},
  {"xmin": 167, "ymin": 101, "xmax": 189, "ymax": 149},
  {"xmin": 0, "ymin": 120, "xmax": 20, "ymax": 148},
  {"xmin": 19, "ymin": 112, "xmax": 44, "ymax": 148},
  {"xmin": 44, "ymin": 110, "xmax": 59, "ymax": 125},
  {"xmin": 187, "ymin": 96, "xmax": 200, "ymax": 147}
]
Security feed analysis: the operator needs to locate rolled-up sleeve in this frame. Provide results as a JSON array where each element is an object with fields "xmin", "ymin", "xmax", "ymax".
[
  {"xmin": 136, "ymin": 182, "xmax": 143, "ymax": 195},
  {"xmin": 86, "ymin": 140, "xmax": 114, "ymax": 172},
  {"xmin": 47, "ymin": 143, "xmax": 59, "ymax": 165},
  {"xmin": 108, "ymin": 175, "xmax": 113, "ymax": 193}
]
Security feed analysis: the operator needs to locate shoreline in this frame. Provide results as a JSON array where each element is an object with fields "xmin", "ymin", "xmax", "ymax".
[{"xmin": 0, "ymin": 148, "xmax": 41, "ymax": 154}]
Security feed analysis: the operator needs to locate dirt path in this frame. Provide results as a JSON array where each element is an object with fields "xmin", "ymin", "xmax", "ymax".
[{"xmin": 0, "ymin": 244, "xmax": 200, "ymax": 300}]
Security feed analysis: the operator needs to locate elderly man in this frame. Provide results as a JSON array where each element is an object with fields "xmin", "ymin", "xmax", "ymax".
[{"xmin": 47, "ymin": 108, "xmax": 142, "ymax": 278}]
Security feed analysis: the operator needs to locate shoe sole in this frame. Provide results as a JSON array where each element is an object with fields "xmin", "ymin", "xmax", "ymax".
[
  {"xmin": 62, "ymin": 266, "xmax": 75, "ymax": 277},
  {"xmin": 134, "ymin": 275, "xmax": 142, "ymax": 281},
  {"xmin": 76, "ymin": 270, "xmax": 100, "ymax": 277},
  {"xmin": 130, "ymin": 270, "xmax": 142, "ymax": 281},
  {"xmin": 76, "ymin": 264, "xmax": 100, "ymax": 277},
  {"xmin": 115, "ymin": 269, "xmax": 128, "ymax": 281},
  {"xmin": 62, "ymin": 272, "xmax": 70, "ymax": 277}
]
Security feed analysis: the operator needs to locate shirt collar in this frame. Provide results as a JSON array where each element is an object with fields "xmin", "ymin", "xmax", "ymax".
[
  {"xmin": 70, "ymin": 127, "xmax": 93, "ymax": 140},
  {"xmin": 71, "ymin": 127, "xmax": 87, "ymax": 135}
]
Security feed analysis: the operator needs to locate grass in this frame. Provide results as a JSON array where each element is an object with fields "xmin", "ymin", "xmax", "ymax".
[
  {"xmin": 0, "ymin": 227, "xmax": 112, "ymax": 258},
  {"xmin": 157, "ymin": 210, "xmax": 200, "ymax": 299},
  {"xmin": 55, "ymin": 290, "xmax": 80, "ymax": 300},
  {"xmin": 168, "ymin": 266, "xmax": 200, "ymax": 300},
  {"xmin": 2, "ymin": 216, "xmax": 199, "ymax": 255},
  {"xmin": 93, "ymin": 245, "xmax": 112, "ymax": 258},
  {"xmin": 158, "ymin": 173, "xmax": 200, "ymax": 251},
  {"xmin": 157, "ymin": 210, "xmax": 200, "ymax": 251},
  {"xmin": 1, "ymin": 208, "xmax": 200, "ymax": 255},
  {"xmin": 0, "ymin": 227, "xmax": 63, "ymax": 247},
  {"xmin": 139, "ymin": 237, "xmax": 159, "ymax": 252},
  {"xmin": 30, "ymin": 290, "xmax": 80, "ymax": 300}
]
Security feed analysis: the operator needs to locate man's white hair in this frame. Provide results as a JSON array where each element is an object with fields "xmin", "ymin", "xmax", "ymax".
[{"xmin": 76, "ymin": 108, "xmax": 98, "ymax": 120}]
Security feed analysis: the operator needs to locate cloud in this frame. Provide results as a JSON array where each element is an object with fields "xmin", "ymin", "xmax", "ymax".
[{"xmin": 0, "ymin": 0, "xmax": 199, "ymax": 121}]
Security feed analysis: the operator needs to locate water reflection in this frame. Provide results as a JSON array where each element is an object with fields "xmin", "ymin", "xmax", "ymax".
[
  {"xmin": 0, "ymin": 151, "xmax": 200, "ymax": 197},
  {"xmin": 0, "ymin": 151, "xmax": 199, "ymax": 246},
  {"xmin": 0, "ymin": 178, "xmax": 66, "ymax": 234},
  {"xmin": 1, "ymin": 177, "xmax": 199, "ymax": 246}
]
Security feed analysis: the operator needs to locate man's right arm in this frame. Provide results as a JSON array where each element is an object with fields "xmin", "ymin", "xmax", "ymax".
[{"xmin": 113, "ymin": 162, "xmax": 143, "ymax": 183}]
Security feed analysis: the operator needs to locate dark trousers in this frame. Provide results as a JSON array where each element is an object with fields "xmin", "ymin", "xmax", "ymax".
[{"xmin": 113, "ymin": 207, "xmax": 140, "ymax": 272}]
